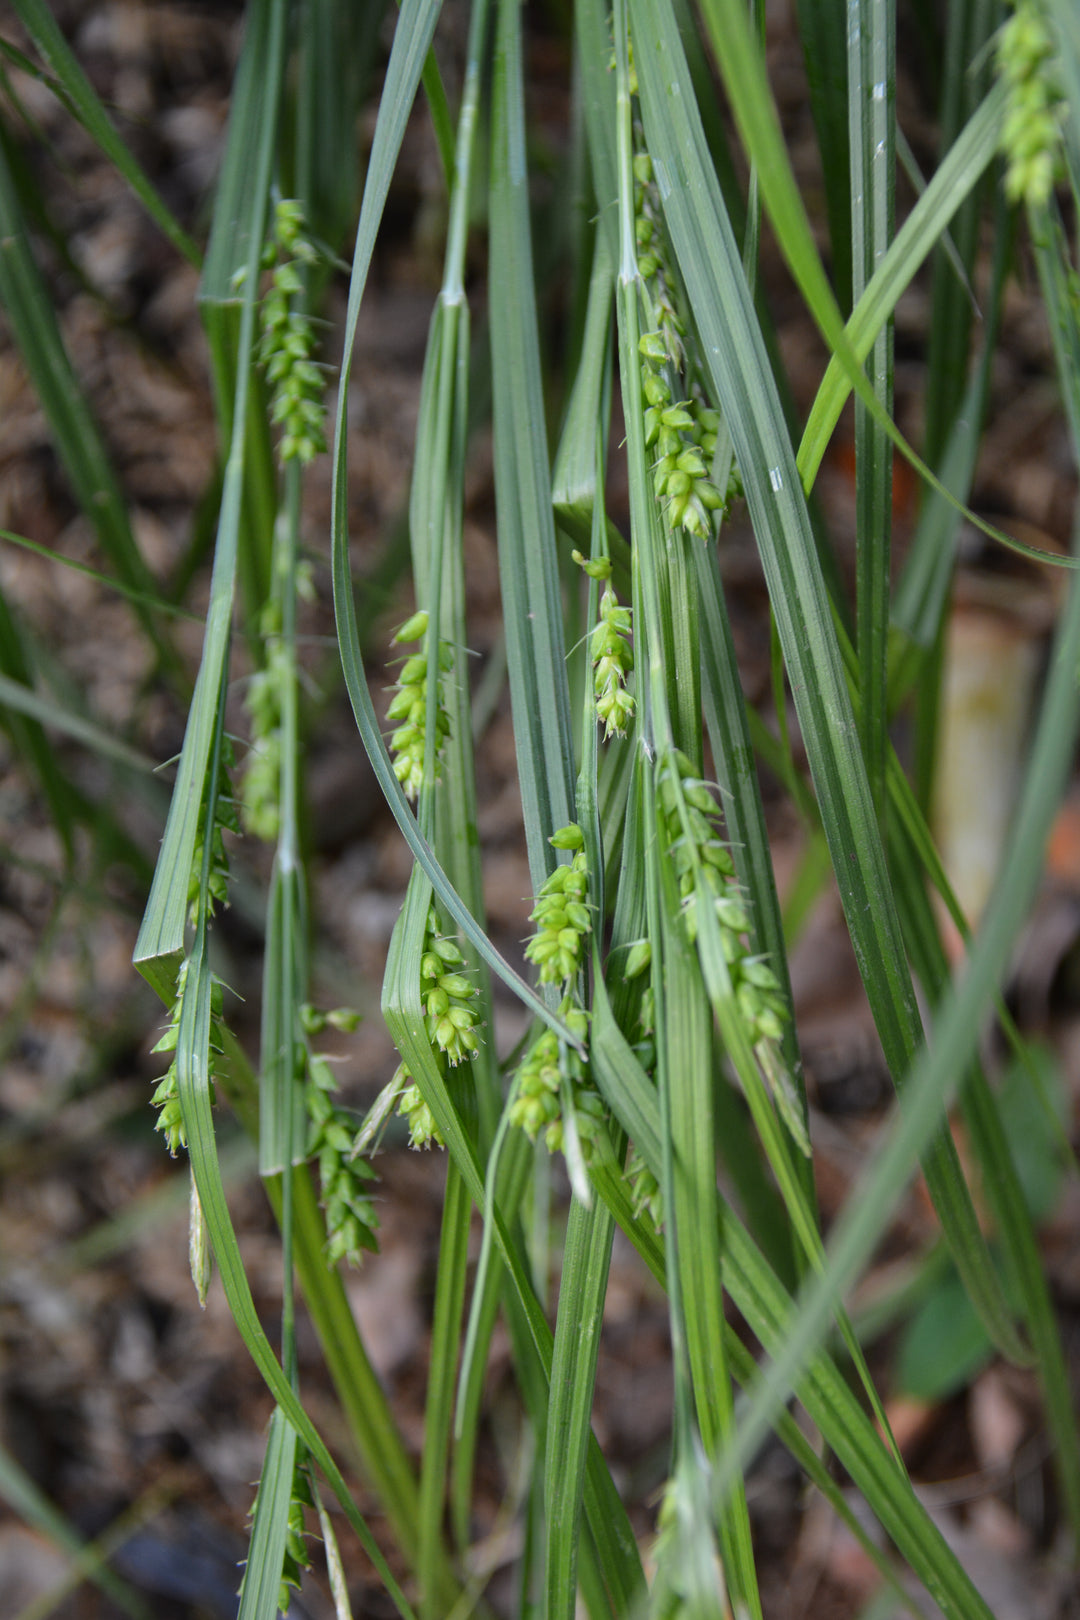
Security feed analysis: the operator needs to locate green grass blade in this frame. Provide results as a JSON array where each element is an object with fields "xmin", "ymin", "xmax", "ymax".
[
  {"xmin": 0, "ymin": 591, "xmax": 76, "ymax": 858},
  {"xmin": 328, "ymin": 0, "xmax": 584, "ymax": 1048},
  {"xmin": 694, "ymin": 0, "xmax": 1008, "ymax": 564},
  {"xmin": 691, "ymin": 0, "xmax": 849, "ymax": 355},
  {"xmin": 588, "ymin": 1087, "xmax": 996, "ymax": 1619},
  {"xmin": 895, "ymin": 123, "xmax": 980, "ymax": 310},
  {"xmin": 1047, "ymin": 0, "xmax": 1080, "ymax": 182},
  {"xmin": 281, "ymin": 1168, "xmax": 424, "ymax": 1563},
  {"xmin": 888, "ymin": 812, "xmax": 1080, "ymax": 1543},
  {"xmin": 688, "ymin": 0, "xmax": 1043, "ymax": 586},
  {"xmin": 797, "ymin": 83, "xmax": 1005, "ymax": 490},
  {"xmin": 397, "ymin": 16, "xmax": 503, "ymax": 1585},
  {"xmin": 552, "ymin": 227, "xmax": 616, "ymax": 548},
  {"xmin": 657, "ymin": 844, "xmax": 762, "ymax": 1614},
  {"xmin": 694, "ymin": 543, "xmax": 808, "ymax": 1146},
  {"xmin": 134, "ymin": 0, "xmax": 287, "ymax": 996},
  {"xmin": 632, "ymin": 0, "xmax": 1023, "ymax": 1363},
  {"xmin": 922, "ymin": 0, "xmax": 997, "ymax": 466},
  {"xmin": 450, "ymin": 1241, "xmax": 502, "ymax": 1551},
  {"xmin": 296, "ymin": 0, "xmax": 388, "ymax": 250},
  {"xmin": 196, "ymin": 0, "xmax": 285, "ymax": 632},
  {"xmin": 0, "ymin": 529, "xmax": 201, "ymax": 622},
  {"xmin": 848, "ymin": 0, "xmax": 895, "ymax": 810},
  {"xmin": 238, "ymin": 1407, "xmax": 297, "ymax": 1620},
  {"xmin": 382, "ymin": 872, "xmax": 646, "ymax": 1614},
  {"xmin": 711, "ymin": 544, "xmax": 1080, "ymax": 1528},
  {"xmin": 545, "ymin": 1192, "xmax": 617, "ymax": 1620},
  {"xmin": 490, "ymin": 0, "xmax": 576, "ymax": 886},
  {"xmin": 890, "ymin": 363, "xmax": 986, "ymax": 659},
  {"xmin": 0, "ymin": 672, "xmax": 155, "ymax": 775},
  {"xmin": 0, "ymin": 1441, "xmax": 150, "ymax": 1620},
  {"xmin": 418, "ymin": 1161, "xmax": 471, "ymax": 1619},
  {"xmin": 589, "ymin": 1075, "xmax": 996, "ymax": 1620},
  {"xmin": 0, "ymin": 123, "xmax": 175, "ymax": 670},
  {"xmin": 720, "ymin": 1214, "xmax": 996, "ymax": 1620},
  {"xmin": 11, "ymin": 0, "xmax": 200, "ymax": 265},
  {"xmin": 143, "ymin": 830, "xmax": 425, "ymax": 1577},
  {"xmin": 574, "ymin": 0, "xmax": 620, "ymax": 251},
  {"xmin": 177, "ymin": 932, "xmax": 417, "ymax": 1620},
  {"xmin": 795, "ymin": 0, "xmax": 852, "ymax": 309}
]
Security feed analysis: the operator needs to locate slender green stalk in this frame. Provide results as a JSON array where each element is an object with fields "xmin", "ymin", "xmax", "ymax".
[{"xmin": 849, "ymin": 0, "xmax": 895, "ymax": 812}]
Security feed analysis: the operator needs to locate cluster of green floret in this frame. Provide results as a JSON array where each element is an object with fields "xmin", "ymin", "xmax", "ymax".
[
  {"xmin": 187, "ymin": 742, "xmax": 238, "ymax": 926},
  {"xmin": 633, "ymin": 148, "xmax": 685, "ymax": 369},
  {"xmin": 639, "ymin": 329, "xmax": 728, "ymax": 543},
  {"xmin": 240, "ymin": 569, "xmax": 315, "ymax": 843},
  {"xmin": 510, "ymin": 827, "xmax": 605, "ymax": 1157},
  {"xmin": 573, "ymin": 552, "xmax": 635, "ymax": 739},
  {"xmin": 150, "ymin": 959, "xmax": 225, "ymax": 1156},
  {"xmin": 657, "ymin": 751, "xmax": 787, "ymax": 1046},
  {"xmin": 633, "ymin": 148, "xmax": 741, "ymax": 540},
  {"xmin": 419, "ymin": 905, "xmax": 482, "ymax": 1065},
  {"xmin": 242, "ymin": 1447, "xmax": 313, "ymax": 1615},
  {"xmin": 385, "ymin": 610, "xmax": 452, "ymax": 801},
  {"xmin": 240, "ymin": 676, "xmax": 282, "ymax": 841},
  {"xmin": 508, "ymin": 1000, "xmax": 603, "ymax": 1157},
  {"xmin": 657, "ymin": 752, "xmax": 807, "ymax": 1149},
  {"xmin": 387, "ymin": 907, "xmax": 483, "ymax": 1151},
  {"xmin": 997, "ymin": 1, "xmax": 1066, "ymax": 209},
  {"xmin": 302, "ymin": 1005, "xmax": 380, "ymax": 1268},
  {"xmin": 524, "ymin": 823, "xmax": 592, "ymax": 984},
  {"xmin": 257, "ymin": 199, "xmax": 327, "ymax": 465}
]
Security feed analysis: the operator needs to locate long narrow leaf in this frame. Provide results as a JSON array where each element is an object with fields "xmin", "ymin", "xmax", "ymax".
[
  {"xmin": 631, "ymin": 0, "xmax": 1023, "ymax": 1363},
  {"xmin": 490, "ymin": 0, "xmax": 576, "ymax": 887},
  {"xmin": 11, "ymin": 0, "xmax": 200, "ymax": 265},
  {"xmin": 135, "ymin": 0, "xmax": 288, "ymax": 994},
  {"xmin": 238, "ymin": 1408, "xmax": 297, "ymax": 1620}
]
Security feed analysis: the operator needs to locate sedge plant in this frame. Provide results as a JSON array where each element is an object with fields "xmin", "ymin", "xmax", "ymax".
[{"xmin": 2, "ymin": 0, "xmax": 1080, "ymax": 1617}]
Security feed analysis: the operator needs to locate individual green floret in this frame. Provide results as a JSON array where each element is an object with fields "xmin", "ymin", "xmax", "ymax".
[
  {"xmin": 997, "ymin": 1, "xmax": 1065, "ymax": 209},
  {"xmin": 524, "ymin": 824, "xmax": 592, "ymax": 985},
  {"xmin": 385, "ymin": 612, "xmax": 453, "ymax": 801},
  {"xmin": 189, "ymin": 1175, "xmax": 211, "ymax": 1308}
]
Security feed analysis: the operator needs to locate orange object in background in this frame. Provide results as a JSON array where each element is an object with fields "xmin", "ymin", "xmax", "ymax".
[
  {"xmin": 1046, "ymin": 792, "xmax": 1080, "ymax": 888},
  {"xmin": 830, "ymin": 435, "xmax": 920, "ymax": 524}
]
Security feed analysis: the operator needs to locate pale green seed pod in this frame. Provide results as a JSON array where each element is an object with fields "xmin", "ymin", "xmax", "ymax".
[{"xmin": 393, "ymin": 609, "xmax": 429, "ymax": 643}]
